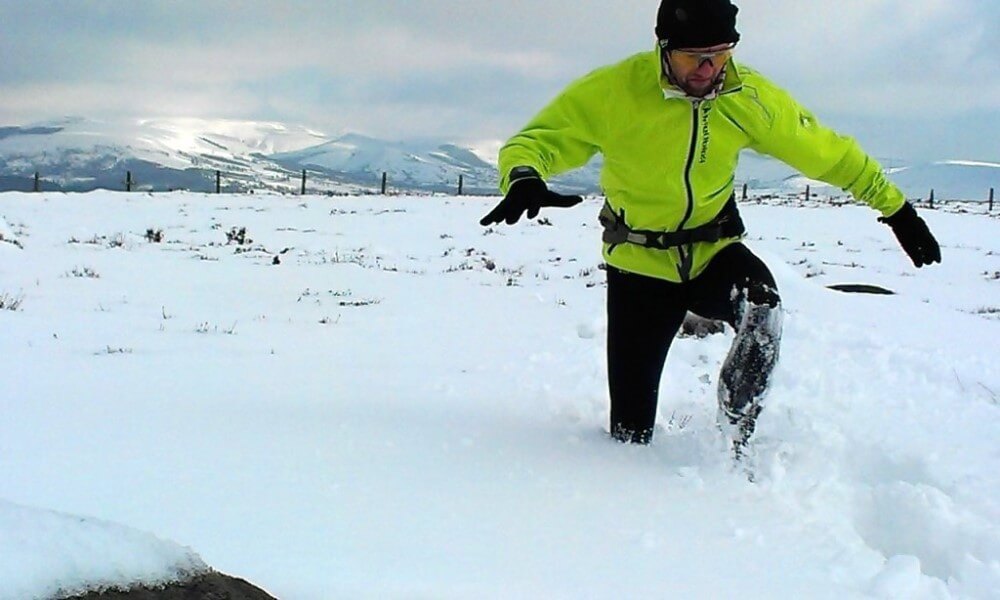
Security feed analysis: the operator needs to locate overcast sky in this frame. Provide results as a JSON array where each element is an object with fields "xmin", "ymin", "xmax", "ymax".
[{"xmin": 1, "ymin": 0, "xmax": 997, "ymax": 163}]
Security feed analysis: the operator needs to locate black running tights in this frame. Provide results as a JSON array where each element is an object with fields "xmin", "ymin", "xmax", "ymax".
[{"xmin": 606, "ymin": 243, "xmax": 780, "ymax": 443}]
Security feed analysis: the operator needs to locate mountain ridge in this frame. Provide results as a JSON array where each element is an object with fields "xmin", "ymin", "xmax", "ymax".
[{"xmin": 0, "ymin": 117, "xmax": 995, "ymax": 199}]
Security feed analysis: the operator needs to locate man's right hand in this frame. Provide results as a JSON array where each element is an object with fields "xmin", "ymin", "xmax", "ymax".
[{"xmin": 479, "ymin": 169, "xmax": 583, "ymax": 226}]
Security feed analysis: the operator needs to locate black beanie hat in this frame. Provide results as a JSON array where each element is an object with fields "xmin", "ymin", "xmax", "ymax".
[{"xmin": 656, "ymin": 0, "xmax": 740, "ymax": 50}]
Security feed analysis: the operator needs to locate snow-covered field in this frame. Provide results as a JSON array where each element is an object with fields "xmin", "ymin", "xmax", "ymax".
[{"xmin": 1, "ymin": 191, "xmax": 998, "ymax": 599}]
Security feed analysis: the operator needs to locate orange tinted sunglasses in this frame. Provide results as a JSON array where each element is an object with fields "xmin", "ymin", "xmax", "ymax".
[{"xmin": 660, "ymin": 42, "xmax": 736, "ymax": 70}]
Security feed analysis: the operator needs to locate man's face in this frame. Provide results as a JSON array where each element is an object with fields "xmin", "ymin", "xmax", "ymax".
[{"xmin": 666, "ymin": 43, "xmax": 734, "ymax": 97}]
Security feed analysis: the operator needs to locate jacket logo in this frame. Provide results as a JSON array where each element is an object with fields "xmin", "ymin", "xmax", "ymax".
[{"xmin": 698, "ymin": 103, "xmax": 713, "ymax": 164}]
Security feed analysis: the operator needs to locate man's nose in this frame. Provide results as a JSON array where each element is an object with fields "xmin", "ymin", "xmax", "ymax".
[{"xmin": 695, "ymin": 59, "xmax": 717, "ymax": 75}]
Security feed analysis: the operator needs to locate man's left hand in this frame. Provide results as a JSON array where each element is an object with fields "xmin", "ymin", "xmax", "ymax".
[{"xmin": 879, "ymin": 202, "xmax": 941, "ymax": 268}]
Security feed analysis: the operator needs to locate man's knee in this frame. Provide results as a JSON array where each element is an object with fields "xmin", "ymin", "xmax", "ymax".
[{"xmin": 746, "ymin": 280, "xmax": 780, "ymax": 309}]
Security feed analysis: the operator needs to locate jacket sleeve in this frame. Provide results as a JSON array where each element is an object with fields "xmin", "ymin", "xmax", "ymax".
[
  {"xmin": 497, "ymin": 68, "xmax": 608, "ymax": 194},
  {"xmin": 746, "ymin": 81, "xmax": 906, "ymax": 217}
]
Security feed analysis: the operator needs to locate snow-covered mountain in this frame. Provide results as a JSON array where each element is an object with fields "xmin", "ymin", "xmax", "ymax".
[
  {"xmin": 269, "ymin": 133, "xmax": 501, "ymax": 194},
  {"xmin": 0, "ymin": 117, "xmax": 995, "ymax": 200},
  {"xmin": 0, "ymin": 117, "xmax": 340, "ymax": 194},
  {"xmin": 0, "ymin": 118, "xmax": 602, "ymax": 195},
  {"xmin": 777, "ymin": 158, "xmax": 999, "ymax": 202},
  {"xmin": 886, "ymin": 160, "xmax": 999, "ymax": 201},
  {"xmin": 0, "ymin": 118, "xmax": 504, "ymax": 195}
]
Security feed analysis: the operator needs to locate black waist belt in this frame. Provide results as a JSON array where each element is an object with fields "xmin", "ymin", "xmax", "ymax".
[{"xmin": 599, "ymin": 195, "xmax": 745, "ymax": 251}]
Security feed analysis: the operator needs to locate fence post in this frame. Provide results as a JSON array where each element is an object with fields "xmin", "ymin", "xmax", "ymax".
[
  {"xmin": 301, "ymin": 170, "xmax": 307, "ymax": 196},
  {"xmin": 741, "ymin": 182, "xmax": 747, "ymax": 201},
  {"xmin": 126, "ymin": 171, "xmax": 133, "ymax": 192},
  {"xmin": 990, "ymin": 187, "xmax": 994, "ymax": 212},
  {"xmin": 929, "ymin": 189, "xmax": 934, "ymax": 209},
  {"xmin": 381, "ymin": 172, "xmax": 387, "ymax": 195},
  {"xmin": 458, "ymin": 174, "xmax": 464, "ymax": 196},
  {"xmin": 805, "ymin": 185, "xmax": 811, "ymax": 203},
  {"xmin": 216, "ymin": 170, "xmax": 222, "ymax": 194},
  {"xmin": 33, "ymin": 171, "xmax": 40, "ymax": 193}
]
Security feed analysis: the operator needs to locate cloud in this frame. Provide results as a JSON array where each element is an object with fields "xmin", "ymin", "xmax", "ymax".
[
  {"xmin": 737, "ymin": 0, "xmax": 998, "ymax": 114},
  {"xmin": 0, "ymin": 0, "xmax": 995, "ymax": 160},
  {"xmin": 0, "ymin": 82, "xmax": 261, "ymax": 122}
]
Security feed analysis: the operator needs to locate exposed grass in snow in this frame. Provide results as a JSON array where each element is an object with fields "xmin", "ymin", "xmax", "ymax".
[{"xmin": 0, "ymin": 292, "xmax": 24, "ymax": 311}]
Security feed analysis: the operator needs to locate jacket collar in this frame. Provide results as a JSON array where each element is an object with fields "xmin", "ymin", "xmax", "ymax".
[{"xmin": 653, "ymin": 45, "xmax": 744, "ymax": 101}]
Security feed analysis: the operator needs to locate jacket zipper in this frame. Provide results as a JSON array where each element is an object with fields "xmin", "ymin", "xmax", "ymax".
[{"xmin": 677, "ymin": 99, "xmax": 702, "ymax": 282}]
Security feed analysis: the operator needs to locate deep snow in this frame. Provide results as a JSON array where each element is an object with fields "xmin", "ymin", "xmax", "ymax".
[{"xmin": 1, "ymin": 191, "xmax": 998, "ymax": 599}]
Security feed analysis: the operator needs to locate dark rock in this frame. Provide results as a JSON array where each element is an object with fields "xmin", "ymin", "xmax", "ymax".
[
  {"xmin": 58, "ymin": 572, "xmax": 278, "ymax": 600},
  {"xmin": 826, "ymin": 283, "xmax": 896, "ymax": 295}
]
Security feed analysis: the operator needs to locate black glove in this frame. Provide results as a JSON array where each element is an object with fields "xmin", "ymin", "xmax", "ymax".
[
  {"xmin": 878, "ymin": 202, "xmax": 941, "ymax": 268},
  {"xmin": 479, "ymin": 168, "xmax": 583, "ymax": 226}
]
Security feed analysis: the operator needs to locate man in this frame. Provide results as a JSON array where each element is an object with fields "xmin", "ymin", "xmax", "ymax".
[{"xmin": 479, "ymin": 0, "xmax": 940, "ymax": 454}]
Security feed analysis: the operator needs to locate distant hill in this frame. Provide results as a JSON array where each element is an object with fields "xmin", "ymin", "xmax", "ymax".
[
  {"xmin": 777, "ymin": 158, "xmax": 998, "ymax": 202},
  {"xmin": 0, "ymin": 117, "xmax": 352, "ymax": 194},
  {"xmin": 888, "ymin": 161, "xmax": 998, "ymax": 201},
  {"xmin": 0, "ymin": 118, "xmax": 994, "ymax": 200},
  {"xmin": 269, "ymin": 133, "xmax": 500, "ymax": 195}
]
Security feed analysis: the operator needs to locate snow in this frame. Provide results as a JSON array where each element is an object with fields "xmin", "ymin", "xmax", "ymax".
[
  {"xmin": 0, "ymin": 500, "xmax": 207, "ymax": 600},
  {"xmin": 1, "ymin": 191, "xmax": 998, "ymax": 599},
  {"xmin": 940, "ymin": 160, "xmax": 1000, "ymax": 169},
  {"xmin": 468, "ymin": 139, "xmax": 504, "ymax": 166}
]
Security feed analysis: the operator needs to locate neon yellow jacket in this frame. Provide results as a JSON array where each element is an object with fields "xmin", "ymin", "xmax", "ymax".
[{"xmin": 498, "ymin": 49, "xmax": 906, "ymax": 282}]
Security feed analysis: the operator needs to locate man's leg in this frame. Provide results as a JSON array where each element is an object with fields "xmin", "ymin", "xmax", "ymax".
[
  {"xmin": 606, "ymin": 265, "xmax": 688, "ymax": 444},
  {"xmin": 688, "ymin": 244, "xmax": 783, "ymax": 450}
]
